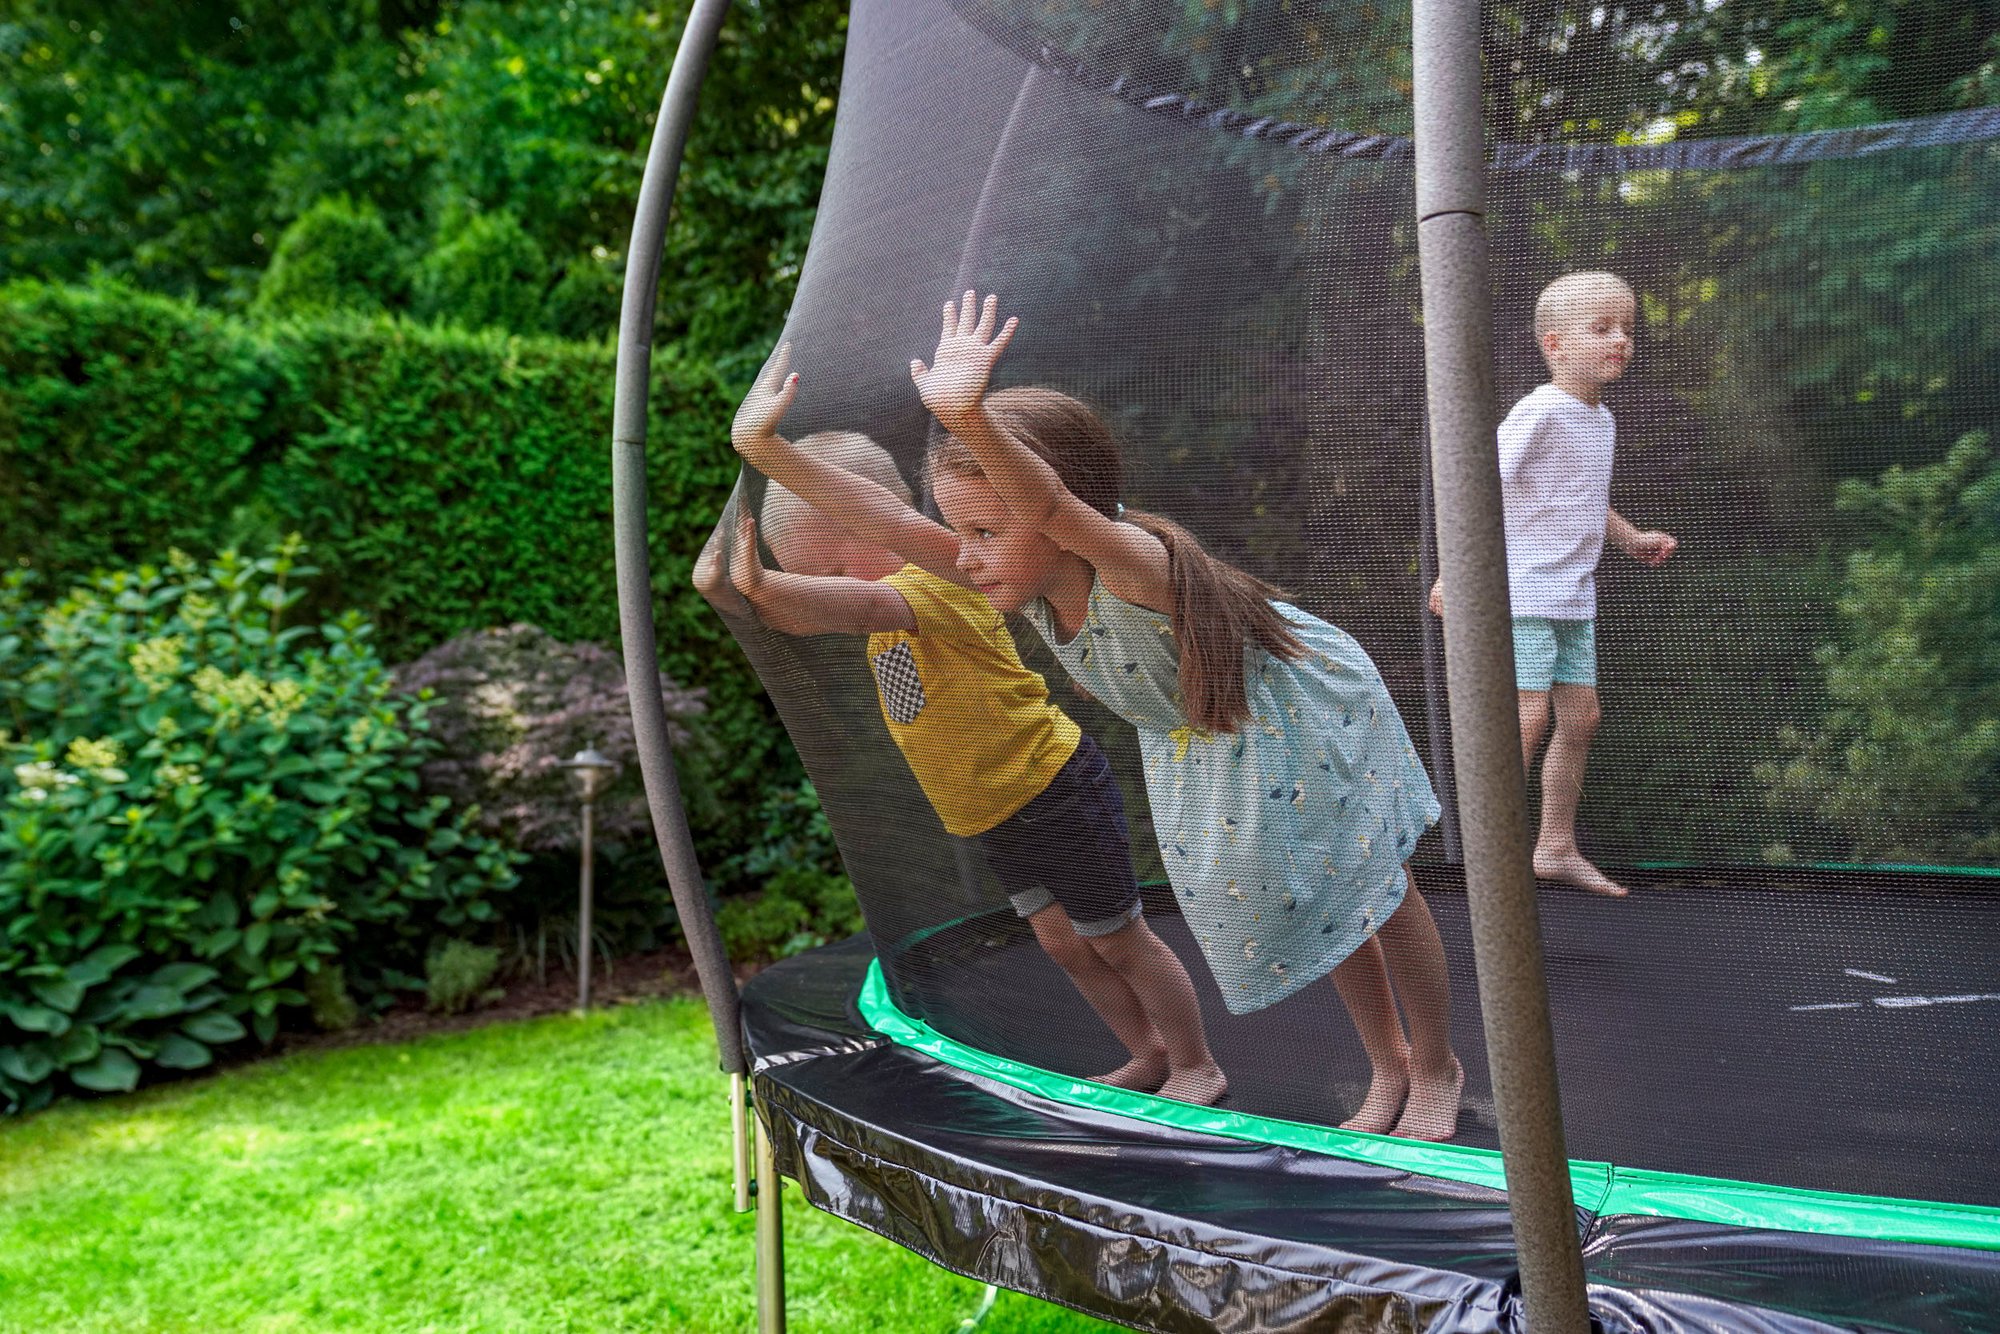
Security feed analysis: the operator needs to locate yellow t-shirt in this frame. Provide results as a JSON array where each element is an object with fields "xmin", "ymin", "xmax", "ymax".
[{"xmin": 865, "ymin": 566, "xmax": 1080, "ymax": 837}]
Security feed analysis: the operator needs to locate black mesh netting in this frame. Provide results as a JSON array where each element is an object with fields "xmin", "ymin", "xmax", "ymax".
[{"xmin": 700, "ymin": 0, "xmax": 2000, "ymax": 1208}]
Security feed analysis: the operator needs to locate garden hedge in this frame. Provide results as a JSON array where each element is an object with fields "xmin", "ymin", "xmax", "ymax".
[{"xmin": 0, "ymin": 278, "xmax": 789, "ymax": 888}]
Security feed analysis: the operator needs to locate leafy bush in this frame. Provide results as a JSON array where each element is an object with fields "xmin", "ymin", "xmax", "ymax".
[
  {"xmin": 0, "ymin": 542, "xmax": 521, "ymax": 1113},
  {"xmin": 0, "ymin": 0, "xmax": 846, "ymax": 360},
  {"xmin": 1761, "ymin": 434, "xmax": 2000, "ymax": 864},
  {"xmin": 715, "ymin": 865, "xmax": 864, "ymax": 964},
  {"xmin": 252, "ymin": 196, "xmax": 402, "ymax": 319},
  {"xmin": 426, "ymin": 940, "xmax": 502, "ymax": 1016},
  {"xmin": 392, "ymin": 623, "xmax": 703, "ymax": 854},
  {"xmin": 412, "ymin": 211, "xmax": 550, "ymax": 333},
  {"xmin": 713, "ymin": 779, "xmax": 843, "ymax": 887},
  {"xmin": 712, "ymin": 780, "xmax": 861, "ymax": 961},
  {"xmin": 541, "ymin": 256, "xmax": 624, "ymax": 343},
  {"xmin": 303, "ymin": 964, "xmax": 360, "ymax": 1033}
]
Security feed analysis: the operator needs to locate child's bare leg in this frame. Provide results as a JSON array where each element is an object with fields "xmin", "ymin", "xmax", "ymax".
[
  {"xmin": 1026, "ymin": 907, "xmax": 1171, "ymax": 1091},
  {"xmin": 1519, "ymin": 687, "xmax": 1553, "ymax": 767},
  {"xmin": 1326, "ymin": 937, "xmax": 1411, "ymax": 1134},
  {"xmin": 1086, "ymin": 919, "xmax": 1228, "ymax": 1106},
  {"xmin": 1376, "ymin": 871, "xmax": 1465, "ymax": 1141},
  {"xmin": 1531, "ymin": 684, "xmax": 1627, "ymax": 897}
]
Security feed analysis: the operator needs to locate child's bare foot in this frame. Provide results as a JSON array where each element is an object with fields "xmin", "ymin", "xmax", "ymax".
[
  {"xmin": 1339, "ymin": 1063, "xmax": 1410, "ymax": 1135},
  {"xmin": 1533, "ymin": 847, "xmax": 1628, "ymax": 898},
  {"xmin": 1391, "ymin": 1056, "xmax": 1465, "ymax": 1142},
  {"xmin": 1155, "ymin": 1061, "xmax": 1230, "ymax": 1106},
  {"xmin": 1090, "ymin": 1052, "xmax": 1169, "ymax": 1093}
]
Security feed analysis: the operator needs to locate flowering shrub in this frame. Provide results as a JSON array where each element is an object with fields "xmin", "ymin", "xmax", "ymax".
[{"xmin": 0, "ymin": 542, "xmax": 520, "ymax": 1113}]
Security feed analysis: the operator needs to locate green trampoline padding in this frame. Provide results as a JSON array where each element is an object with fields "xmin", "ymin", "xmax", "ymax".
[
  {"xmin": 1632, "ymin": 861, "xmax": 2000, "ymax": 879},
  {"xmin": 858, "ymin": 960, "xmax": 2000, "ymax": 1251}
]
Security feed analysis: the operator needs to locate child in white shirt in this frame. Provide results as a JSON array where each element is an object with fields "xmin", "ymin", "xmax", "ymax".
[{"xmin": 1431, "ymin": 271, "xmax": 1676, "ymax": 896}]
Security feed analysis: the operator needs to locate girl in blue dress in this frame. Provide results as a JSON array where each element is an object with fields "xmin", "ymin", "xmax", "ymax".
[{"xmin": 905, "ymin": 292, "xmax": 1465, "ymax": 1140}]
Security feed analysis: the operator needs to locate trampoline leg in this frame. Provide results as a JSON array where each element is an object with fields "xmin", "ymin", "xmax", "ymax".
[
  {"xmin": 729, "ymin": 1072, "xmax": 752, "ymax": 1213},
  {"xmin": 754, "ymin": 1100, "xmax": 786, "ymax": 1333}
]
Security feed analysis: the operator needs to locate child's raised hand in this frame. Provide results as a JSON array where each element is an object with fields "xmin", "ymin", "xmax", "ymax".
[
  {"xmin": 728, "ymin": 514, "xmax": 770, "ymax": 602},
  {"xmin": 910, "ymin": 291, "xmax": 1018, "ymax": 428},
  {"xmin": 693, "ymin": 528, "xmax": 727, "ymax": 600},
  {"xmin": 732, "ymin": 342, "xmax": 800, "ymax": 455}
]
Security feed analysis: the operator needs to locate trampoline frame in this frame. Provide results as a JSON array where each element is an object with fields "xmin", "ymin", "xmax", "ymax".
[{"xmin": 613, "ymin": 1, "xmax": 1666, "ymax": 1329}]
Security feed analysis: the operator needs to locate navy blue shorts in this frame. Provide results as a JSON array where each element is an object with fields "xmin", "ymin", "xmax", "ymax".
[{"xmin": 976, "ymin": 734, "xmax": 1143, "ymax": 938}]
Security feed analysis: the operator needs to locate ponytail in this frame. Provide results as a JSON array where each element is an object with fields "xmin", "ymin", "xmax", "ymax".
[{"xmin": 1124, "ymin": 509, "xmax": 1303, "ymax": 734}]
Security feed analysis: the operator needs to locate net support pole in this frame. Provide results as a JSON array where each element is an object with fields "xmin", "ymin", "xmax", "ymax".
[
  {"xmin": 1411, "ymin": 1, "xmax": 1593, "ymax": 1329},
  {"xmin": 612, "ymin": 0, "xmax": 744, "ymax": 1074}
]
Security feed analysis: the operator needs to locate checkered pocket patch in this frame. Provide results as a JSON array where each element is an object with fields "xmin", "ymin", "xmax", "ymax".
[{"xmin": 870, "ymin": 641, "xmax": 926, "ymax": 725}]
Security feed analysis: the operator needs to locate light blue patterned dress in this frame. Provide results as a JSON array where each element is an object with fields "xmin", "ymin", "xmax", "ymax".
[{"xmin": 1022, "ymin": 579, "xmax": 1441, "ymax": 1015}]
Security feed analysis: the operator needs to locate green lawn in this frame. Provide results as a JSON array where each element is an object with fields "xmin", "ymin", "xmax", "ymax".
[{"xmin": 0, "ymin": 996, "xmax": 1121, "ymax": 1333}]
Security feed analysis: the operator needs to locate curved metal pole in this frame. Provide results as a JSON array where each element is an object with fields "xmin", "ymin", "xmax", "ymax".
[
  {"xmin": 931, "ymin": 62, "xmax": 1044, "ymax": 907},
  {"xmin": 612, "ymin": 0, "xmax": 744, "ymax": 1074},
  {"xmin": 1411, "ymin": 0, "xmax": 1591, "ymax": 1328},
  {"xmin": 951, "ymin": 63, "xmax": 1041, "ymax": 291}
]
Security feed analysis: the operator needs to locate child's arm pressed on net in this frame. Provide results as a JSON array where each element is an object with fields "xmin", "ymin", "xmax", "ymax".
[
  {"xmin": 728, "ymin": 514, "xmax": 917, "ymax": 637},
  {"xmin": 692, "ymin": 523, "xmax": 751, "ymax": 618},
  {"xmin": 1606, "ymin": 508, "xmax": 1678, "ymax": 567},
  {"xmin": 912, "ymin": 291, "xmax": 1171, "ymax": 609},
  {"xmin": 730, "ymin": 342, "xmax": 967, "ymax": 583}
]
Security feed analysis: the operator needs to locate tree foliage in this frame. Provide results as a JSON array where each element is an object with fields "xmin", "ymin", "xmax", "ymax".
[
  {"xmin": 1761, "ymin": 437, "xmax": 2000, "ymax": 864},
  {"xmin": 410, "ymin": 210, "xmax": 548, "ymax": 331},
  {"xmin": 0, "ymin": 0, "xmax": 845, "ymax": 361}
]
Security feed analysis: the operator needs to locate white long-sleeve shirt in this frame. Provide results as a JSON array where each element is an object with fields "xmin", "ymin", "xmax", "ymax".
[{"xmin": 1498, "ymin": 383, "xmax": 1615, "ymax": 619}]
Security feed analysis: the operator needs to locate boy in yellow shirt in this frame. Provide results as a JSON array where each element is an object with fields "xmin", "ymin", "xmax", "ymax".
[{"xmin": 699, "ymin": 425, "xmax": 1225, "ymax": 1105}]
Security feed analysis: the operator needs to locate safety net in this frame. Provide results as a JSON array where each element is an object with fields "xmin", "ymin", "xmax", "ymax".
[{"xmin": 698, "ymin": 0, "xmax": 2000, "ymax": 1275}]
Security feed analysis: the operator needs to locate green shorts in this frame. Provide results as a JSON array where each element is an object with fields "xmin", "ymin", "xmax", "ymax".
[{"xmin": 1512, "ymin": 617, "xmax": 1597, "ymax": 691}]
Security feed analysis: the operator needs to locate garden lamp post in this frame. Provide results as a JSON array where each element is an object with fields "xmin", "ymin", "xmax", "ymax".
[{"xmin": 559, "ymin": 746, "xmax": 617, "ymax": 1011}]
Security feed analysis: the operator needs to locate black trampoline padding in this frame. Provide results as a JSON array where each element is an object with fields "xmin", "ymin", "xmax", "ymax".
[{"xmin": 743, "ymin": 908, "xmax": 2000, "ymax": 1333}]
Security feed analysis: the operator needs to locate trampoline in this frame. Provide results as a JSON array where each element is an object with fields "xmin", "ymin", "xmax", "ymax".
[
  {"xmin": 610, "ymin": 1, "xmax": 2000, "ymax": 1329},
  {"xmin": 746, "ymin": 879, "xmax": 2000, "ymax": 1331}
]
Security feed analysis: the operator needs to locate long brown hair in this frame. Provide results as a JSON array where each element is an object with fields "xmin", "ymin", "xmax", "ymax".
[{"xmin": 930, "ymin": 386, "xmax": 1302, "ymax": 733}]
